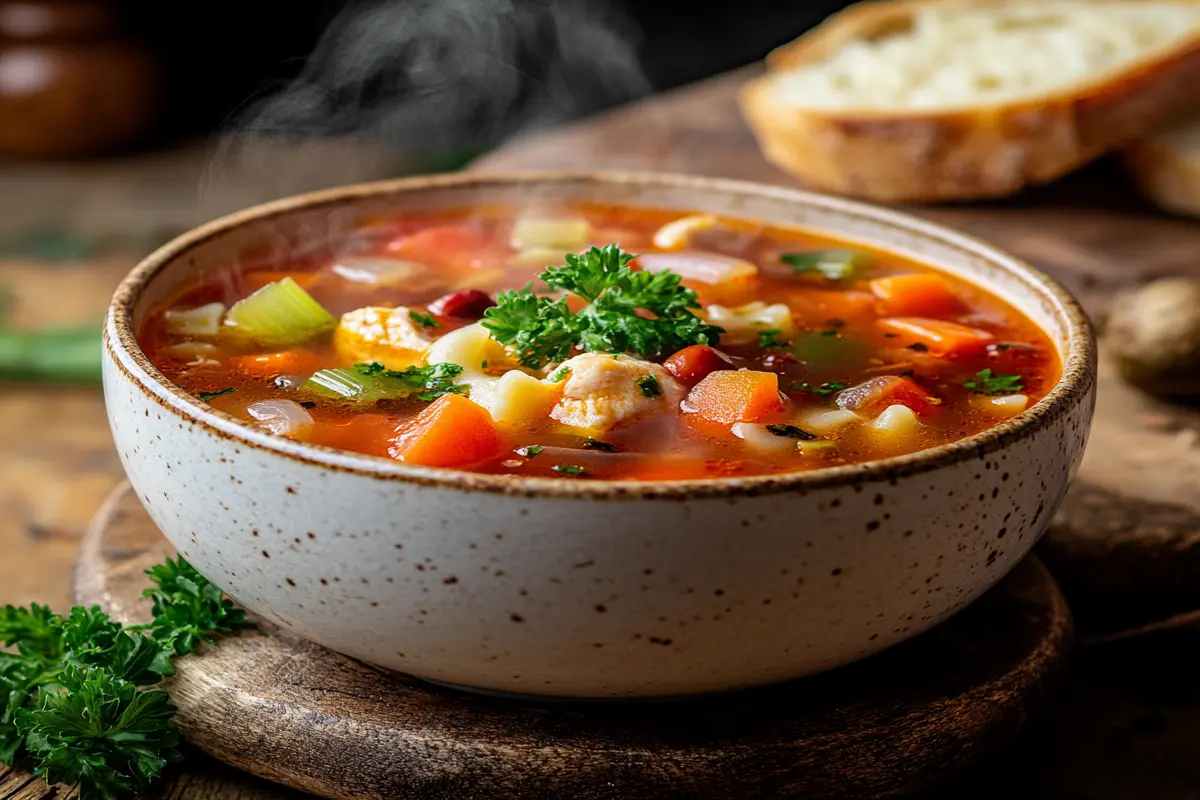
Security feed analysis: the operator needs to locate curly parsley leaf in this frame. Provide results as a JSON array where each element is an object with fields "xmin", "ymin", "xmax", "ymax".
[
  {"xmin": 963, "ymin": 369, "xmax": 1023, "ymax": 395},
  {"xmin": 482, "ymin": 245, "xmax": 723, "ymax": 368},
  {"xmin": 141, "ymin": 557, "xmax": 252, "ymax": 659},
  {"xmin": 18, "ymin": 666, "xmax": 182, "ymax": 800}
]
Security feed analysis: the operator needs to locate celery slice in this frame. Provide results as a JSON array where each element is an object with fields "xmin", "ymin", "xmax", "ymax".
[
  {"xmin": 302, "ymin": 368, "xmax": 389, "ymax": 402},
  {"xmin": 224, "ymin": 278, "xmax": 335, "ymax": 347}
]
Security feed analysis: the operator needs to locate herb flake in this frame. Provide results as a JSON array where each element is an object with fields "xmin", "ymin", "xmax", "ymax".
[
  {"xmin": 516, "ymin": 445, "xmax": 544, "ymax": 458},
  {"xmin": 636, "ymin": 374, "xmax": 661, "ymax": 398},
  {"xmin": 780, "ymin": 250, "xmax": 870, "ymax": 281},
  {"xmin": 552, "ymin": 464, "xmax": 588, "ymax": 477},
  {"xmin": 198, "ymin": 388, "xmax": 236, "ymax": 401},
  {"xmin": 789, "ymin": 381, "xmax": 848, "ymax": 402},
  {"xmin": 408, "ymin": 310, "xmax": 441, "ymax": 328},
  {"xmin": 765, "ymin": 423, "xmax": 817, "ymax": 441},
  {"xmin": 582, "ymin": 438, "xmax": 617, "ymax": 452},
  {"xmin": 963, "ymin": 369, "xmax": 1024, "ymax": 395}
]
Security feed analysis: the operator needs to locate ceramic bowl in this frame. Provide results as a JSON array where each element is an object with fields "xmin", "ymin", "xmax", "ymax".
[{"xmin": 103, "ymin": 172, "xmax": 1096, "ymax": 699}]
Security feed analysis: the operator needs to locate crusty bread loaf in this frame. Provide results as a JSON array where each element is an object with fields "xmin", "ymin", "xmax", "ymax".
[
  {"xmin": 739, "ymin": 0, "xmax": 1200, "ymax": 203},
  {"xmin": 1125, "ymin": 114, "xmax": 1200, "ymax": 218}
]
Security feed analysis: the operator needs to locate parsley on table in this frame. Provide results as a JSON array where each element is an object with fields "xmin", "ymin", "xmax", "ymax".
[
  {"xmin": 963, "ymin": 369, "xmax": 1024, "ymax": 395},
  {"xmin": 482, "ymin": 244, "xmax": 723, "ymax": 369},
  {"xmin": 789, "ymin": 381, "xmax": 848, "ymax": 402},
  {"xmin": 407, "ymin": 310, "xmax": 441, "ymax": 329},
  {"xmin": 353, "ymin": 362, "xmax": 465, "ymax": 402},
  {"xmin": 198, "ymin": 388, "xmax": 236, "ymax": 401},
  {"xmin": 765, "ymin": 424, "xmax": 817, "ymax": 440},
  {"xmin": 552, "ymin": 464, "xmax": 588, "ymax": 477},
  {"xmin": 0, "ymin": 557, "xmax": 251, "ymax": 800},
  {"xmin": 636, "ymin": 374, "xmax": 661, "ymax": 398},
  {"xmin": 780, "ymin": 250, "xmax": 870, "ymax": 281}
]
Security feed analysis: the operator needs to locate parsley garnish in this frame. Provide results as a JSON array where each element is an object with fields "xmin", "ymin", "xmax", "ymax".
[
  {"xmin": 548, "ymin": 364, "xmax": 572, "ymax": 383},
  {"xmin": 353, "ymin": 362, "xmax": 465, "ymax": 402},
  {"xmin": 757, "ymin": 328, "xmax": 791, "ymax": 349},
  {"xmin": 0, "ymin": 557, "xmax": 250, "ymax": 799},
  {"xmin": 198, "ymin": 388, "xmax": 236, "ymax": 401},
  {"xmin": 780, "ymin": 250, "xmax": 869, "ymax": 281},
  {"xmin": 636, "ymin": 374, "xmax": 661, "ymax": 398},
  {"xmin": 964, "ymin": 369, "xmax": 1024, "ymax": 395},
  {"xmin": 516, "ymin": 445, "xmax": 544, "ymax": 458},
  {"xmin": 789, "ymin": 381, "xmax": 848, "ymax": 402},
  {"xmin": 408, "ymin": 310, "xmax": 441, "ymax": 328},
  {"xmin": 765, "ymin": 424, "xmax": 817, "ymax": 440},
  {"xmin": 582, "ymin": 438, "xmax": 617, "ymax": 452},
  {"xmin": 482, "ymin": 244, "xmax": 723, "ymax": 368},
  {"xmin": 552, "ymin": 464, "xmax": 588, "ymax": 477}
]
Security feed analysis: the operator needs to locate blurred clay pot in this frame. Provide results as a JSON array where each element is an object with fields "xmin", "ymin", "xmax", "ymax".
[{"xmin": 0, "ymin": 0, "xmax": 160, "ymax": 157}]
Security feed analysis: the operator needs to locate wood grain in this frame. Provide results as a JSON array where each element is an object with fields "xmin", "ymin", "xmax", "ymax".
[
  {"xmin": 69, "ymin": 483, "xmax": 1069, "ymax": 800},
  {"xmin": 471, "ymin": 68, "xmax": 1200, "ymax": 628}
]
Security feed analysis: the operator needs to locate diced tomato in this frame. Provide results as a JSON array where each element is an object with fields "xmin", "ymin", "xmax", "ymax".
[
  {"xmin": 388, "ymin": 394, "xmax": 503, "ymax": 468},
  {"xmin": 428, "ymin": 289, "xmax": 496, "ymax": 320},
  {"xmin": 870, "ymin": 274, "xmax": 966, "ymax": 317},
  {"xmin": 683, "ymin": 369, "xmax": 784, "ymax": 425},
  {"xmin": 835, "ymin": 375, "xmax": 939, "ymax": 416},
  {"xmin": 386, "ymin": 225, "xmax": 499, "ymax": 271},
  {"xmin": 876, "ymin": 317, "xmax": 994, "ymax": 357},
  {"xmin": 228, "ymin": 349, "xmax": 328, "ymax": 378},
  {"xmin": 664, "ymin": 345, "xmax": 736, "ymax": 386}
]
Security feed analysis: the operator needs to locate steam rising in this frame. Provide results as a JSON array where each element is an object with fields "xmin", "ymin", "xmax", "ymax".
[{"xmin": 219, "ymin": 0, "xmax": 650, "ymax": 157}]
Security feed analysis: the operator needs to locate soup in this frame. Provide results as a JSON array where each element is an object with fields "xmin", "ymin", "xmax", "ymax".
[{"xmin": 140, "ymin": 205, "xmax": 1060, "ymax": 481}]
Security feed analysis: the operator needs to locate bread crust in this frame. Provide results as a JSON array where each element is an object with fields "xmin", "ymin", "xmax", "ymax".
[
  {"xmin": 738, "ymin": 0, "xmax": 1200, "ymax": 203},
  {"xmin": 1124, "ymin": 126, "xmax": 1200, "ymax": 218}
]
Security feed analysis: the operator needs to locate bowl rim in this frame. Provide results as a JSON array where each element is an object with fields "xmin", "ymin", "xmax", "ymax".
[{"xmin": 106, "ymin": 170, "xmax": 1096, "ymax": 500}]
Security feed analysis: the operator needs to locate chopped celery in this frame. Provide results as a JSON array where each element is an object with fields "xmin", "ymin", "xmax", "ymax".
[
  {"xmin": 303, "ymin": 368, "xmax": 391, "ymax": 402},
  {"xmin": 224, "ymin": 278, "xmax": 335, "ymax": 347},
  {"xmin": 781, "ymin": 250, "xmax": 871, "ymax": 281},
  {"xmin": 165, "ymin": 302, "xmax": 226, "ymax": 337},
  {"xmin": 303, "ymin": 362, "xmax": 466, "ymax": 404}
]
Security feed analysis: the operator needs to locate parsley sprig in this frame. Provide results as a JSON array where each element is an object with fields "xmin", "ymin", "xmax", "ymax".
[
  {"xmin": 482, "ymin": 245, "xmax": 723, "ymax": 368},
  {"xmin": 0, "ymin": 557, "xmax": 251, "ymax": 799},
  {"xmin": 354, "ymin": 362, "xmax": 466, "ymax": 402},
  {"xmin": 963, "ymin": 369, "xmax": 1023, "ymax": 395}
]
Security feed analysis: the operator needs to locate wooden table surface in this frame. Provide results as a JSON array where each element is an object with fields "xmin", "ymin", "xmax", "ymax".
[{"xmin": 4, "ymin": 69, "xmax": 1200, "ymax": 798}]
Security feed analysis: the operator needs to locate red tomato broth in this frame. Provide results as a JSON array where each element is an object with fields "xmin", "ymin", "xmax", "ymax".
[{"xmin": 139, "ymin": 204, "xmax": 1061, "ymax": 480}]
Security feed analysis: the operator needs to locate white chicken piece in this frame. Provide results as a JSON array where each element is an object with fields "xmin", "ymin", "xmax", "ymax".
[
  {"xmin": 703, "ymin": 301, "xmax": 796, "ymax": 346},
  {"xmin": 549, "ymin": 353, "xmax": 685, "ymax": 432},
  {"xmin": 333, "ymin": 306, "xmax": 434, "ymax": 368}
]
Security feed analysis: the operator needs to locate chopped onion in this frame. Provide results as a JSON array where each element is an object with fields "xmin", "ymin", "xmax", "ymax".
[
  {"xmin": 165, "ymin": 303, "xmax": 226, "ymax": 337},
  {"xmin": 652, "ymin": 215, "xmax": 719, "ymax": 250},
  {"xmin": 224, "ymin": 278, "xmax": 336, "ymax": 347},
  {"xmin": 731, "ymin": 422, "xmax": 798, "ymax": 454},
  {"xmin": 510, "ymin": 218, "xmax": 590, "ymax": 250},
  {"xmin": 636, "ymin": 252, "xmax": 758, "ymax": 285},
  {"xmin": 970, "ymin": 393, "xmax": 1028, "ymax": 417},
  {"xmin": 329, "ymin": 257, "xmax": 428, "ymax": 287},
  {"xmin": 247, "ymin": 400, "xmax": 314, "ymax": 437}
]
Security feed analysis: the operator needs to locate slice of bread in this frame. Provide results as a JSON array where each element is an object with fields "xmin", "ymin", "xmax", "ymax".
[
  {"xmin": 739, "ymin": 0, "xmax": 1200, "ymax": 203},
  {"xmin": 1125, "ymin": 114, "xmax": 1200, "ymax": 218}
]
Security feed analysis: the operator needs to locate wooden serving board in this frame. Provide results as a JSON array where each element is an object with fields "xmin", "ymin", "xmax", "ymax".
[
  {"xmin": 68, "ymin": 483, "xmax": 1069, "ymax": 800},
  {"xmin": 471, "ymin": 67, "xmax": 1200, "ymax": 632}
]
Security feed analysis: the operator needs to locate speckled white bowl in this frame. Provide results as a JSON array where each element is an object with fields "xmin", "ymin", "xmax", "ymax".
[{"xmin": 103, "ymin": 172, "xmax": 1096, "ymax": 699}]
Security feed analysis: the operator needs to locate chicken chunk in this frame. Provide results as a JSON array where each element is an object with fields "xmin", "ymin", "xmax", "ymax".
[
  {"xmin": 333, "ymin": 306, "xmax": 434, "ymax": 369},
  {"xmin": 549, "ymin": 353, "xmax": 685, "ymax": 432}
]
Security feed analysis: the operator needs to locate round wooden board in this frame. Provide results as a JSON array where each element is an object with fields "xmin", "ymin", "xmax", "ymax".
[{"xmin": 74, "ymin": 483, "xmax": 1070, "ymax": 800}]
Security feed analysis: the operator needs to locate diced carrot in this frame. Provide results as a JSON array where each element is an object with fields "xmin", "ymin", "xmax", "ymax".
[
  {"xmin": 664, "ymin": 345, "xmax": 736, "ymax": 386},
  {"xmin": 683, "ymin": 369, "xmax": 784, "ymax": 425},
  {"xmin": 386, "ymin": 224, "xmax": 498, "ymax": 271},
  {"xmin": 870, "ymin": 274, "xmax": 966, "ymax": 317},
  {"xmin": 788, "ymin": 289, "xmax": 877, "ymax": 320},
  {"xmin": 835, "ymin": 375, "xmax": 939, "ymax": 416},
  {"xmin": 228, "ymin": 349, "xmax": 329, "ymax": 378},
  {"xmin": 388, "ymin": 394, "xmax": 503, "ymax": 468},
  {"xmin": 876, "ymin": 317, "xmax": 994, "ymax": 357}
]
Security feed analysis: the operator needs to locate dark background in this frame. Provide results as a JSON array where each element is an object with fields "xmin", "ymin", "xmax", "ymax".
[{"xmin": 123, "ymin": 0, "xmax": 854, "ymax": 143}]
